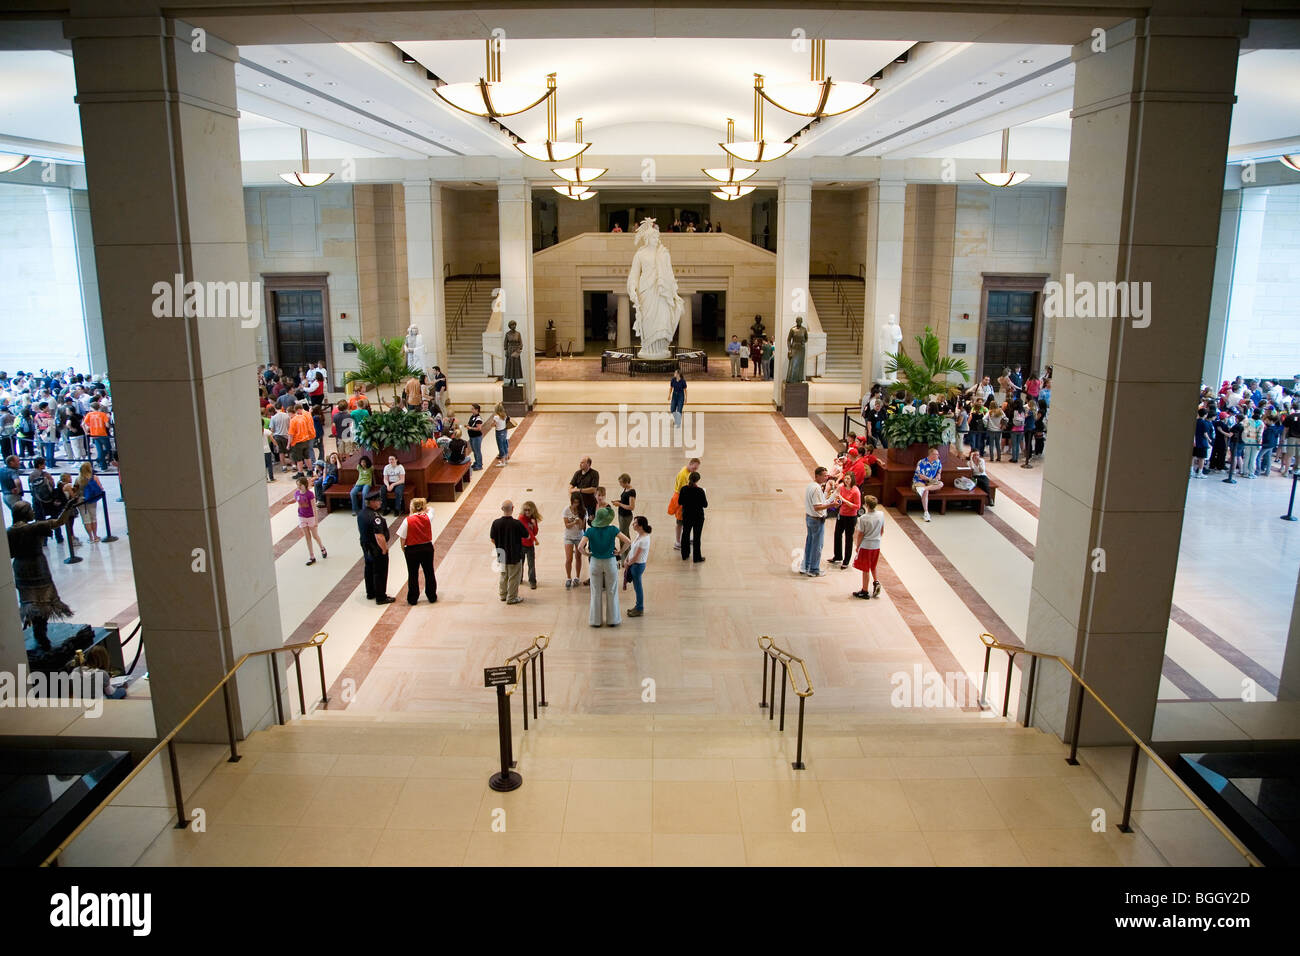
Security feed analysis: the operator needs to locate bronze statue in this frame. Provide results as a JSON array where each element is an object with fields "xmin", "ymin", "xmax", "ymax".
[
  {"xmin": 750, "ymin": 314, "xmax": 765, "ymax": 341},
  {"xmin": 504, "ymin": 320, "xmax": 524, "ymax": 387},
  {"xmin": 786, "ymin": 317, "xmax": 808, "ymax": 384}
]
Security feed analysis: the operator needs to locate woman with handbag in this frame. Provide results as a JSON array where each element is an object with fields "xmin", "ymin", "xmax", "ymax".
[{"xmin": 73, "ymin": 462, "xmax": 106, "ymax": 542}]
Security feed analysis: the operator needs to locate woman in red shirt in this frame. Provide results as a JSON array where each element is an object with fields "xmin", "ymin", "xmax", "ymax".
[
  {"xmin": 830, "ymin": 472, "xmax": 862, "ymax": 570},
  {"xmin": 519, "ymin": 500, "xmax": 541, "ymax": 590},
  {"xmin": 397, "ymin": 497, "xmax": 436, "ymax": 604}
]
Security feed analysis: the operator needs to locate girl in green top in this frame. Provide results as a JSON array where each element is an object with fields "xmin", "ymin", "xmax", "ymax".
[
  {"xmin": 580, "ymin": 506, "xmax": 629, "ymax": 627},
  {"xmin": 350, "ymin": 455, "xmax": 373, "ymax": 515}
]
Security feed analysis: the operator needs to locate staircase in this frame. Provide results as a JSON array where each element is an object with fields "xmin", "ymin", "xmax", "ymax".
[
  {"xmin": 67, "ymin": 704, "xmax": 1236, "ymax": 867},
  {"xmin": 809, "ymin": 276, "xmax": 864, "ymax": 384},
  {"xmin": 444, "ymin": 273, "xmax": 498, "ymax": 383}
]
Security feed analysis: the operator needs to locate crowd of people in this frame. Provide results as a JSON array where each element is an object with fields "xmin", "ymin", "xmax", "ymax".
[
  {"xmin": 725, "ymin": 334, "xmax": 776, "ymax": 380},
  {"xmin": 1192, "ymin": 376, "xmax": 1300, "ymax": 479}
]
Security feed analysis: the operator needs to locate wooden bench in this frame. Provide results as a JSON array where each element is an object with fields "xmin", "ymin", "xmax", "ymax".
[
  {"xmin": 895, "ymin": 485, "xmax": 990, "ymax": 516},
  {"xmin": 324, "ymin": 461, "xmax": 471, "ymax": 510}
]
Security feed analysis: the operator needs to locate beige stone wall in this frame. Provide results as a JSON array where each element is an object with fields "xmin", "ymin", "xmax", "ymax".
[
  {"xmin": 244, "ymin": 182, "xmax": 361, "ymax": 378},
  {"xmin": 811, "ymin": 187, "xmax": 869, "ymax": 276},
  {"xmin": 900, "ymin": 184, "xmax": 957, "ymax": 355},
  {"xmin": 949, "ymin": 184, "xmax": 1066, "ymax": 377},
  {"xmin": 442, "ymin": 187, "xmax": 500, "ymax": 274},
  {"xmin": 556, "ymin": 193, "xmax": 599, "ymax": 240},
  {"xmin": 532, "ymin": 232, "xmax": 776, "ymax": 352},
  {"xmin": 353, "ymin": 183, "xmax": 410, "ymax": 343}
]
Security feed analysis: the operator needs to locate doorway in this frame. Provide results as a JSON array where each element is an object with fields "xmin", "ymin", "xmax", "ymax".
[
  {"xmin": 691, "ymin": 291, "xmax": 727, "ymax": 349},
  {"xmin": 979, "ymin": 275, "xmax": 1045, "ymax": 381},
  {"xmin": 263, "ymin": 274, "xmax": 332, "ymax": 377},
  {"xmin": 583, "ymin": 291, "xmax": 617, "ymax": 353}
]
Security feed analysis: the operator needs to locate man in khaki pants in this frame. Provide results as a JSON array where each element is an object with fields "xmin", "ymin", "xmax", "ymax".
[{"xmin": 490, "ymin": 500, "xmax": 527, "ymax": 604}]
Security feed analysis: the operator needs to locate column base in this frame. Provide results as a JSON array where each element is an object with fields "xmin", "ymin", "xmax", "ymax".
[{"xmin": 782, "ymin": 382, "xmax": 810, "ymax": 418}]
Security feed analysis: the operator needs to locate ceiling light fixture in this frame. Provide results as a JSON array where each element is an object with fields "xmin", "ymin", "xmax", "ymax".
[
  {"xmin": 1281, "ymin": 154, "xmax": 1300, "ymax": 172},
  {"xmin": 552, "ymin": 119, "xmax": 606, "ymax": 185},
  {"xmin": 278, "ymin": 128, "xmax": 333, "ymax": 187},
  {"xmin": 433, "ymin": 37, "xmax": 552, "ymax": 118},
  {"xmin": 554, "ymin": 183, "xmax": 596, "ymax": 201},
  {"xmin": 705, "ymin": 118, "xmax": 759, "ymax": 183},
  {"xmin": 757, "ymin": 38, "xmax": 877, "ymax": 118},
  {"xmin": 712, "ymin": 184, "xmax": 755, "ymax": 201},
  {"xmin": 976, "ymin": 128, "xmax": 1030, "ymax": 187},
  {"xmin": 721, "ymin": 78, "xmax": 797, "ymax": 163},
  {"xmin": 0, "ymin": 153, "xmax": 33, "ymax": 173},
  {"xmin": 516, "ymin": 74, "xmax": 590, "ymax": 163}
]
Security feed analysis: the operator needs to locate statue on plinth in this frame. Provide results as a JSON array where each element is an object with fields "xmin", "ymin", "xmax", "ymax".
[
  {"xmin": 880, "ymin": 314, "xmax": 903, "ymax": 383},
  {"xmin": 504, "ymin": 320, "xmax": 524, "ymax": 387},
  {"xmin": 627, "ymin": 219, "xmax": 684, "ymax": 360},
  {"xmin": 786, "ymin": 317, "xmax": 808, "ymax": 384},
  {"xmin": 750, "ymin": 314, "xmax": 766, "ymax": 341},
  {"xmin": 404, "ymin": 325, "xmax": 427, "ymax": 375}
]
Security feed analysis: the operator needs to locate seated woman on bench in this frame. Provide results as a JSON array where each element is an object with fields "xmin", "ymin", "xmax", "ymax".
[
  {"xmin": 912, "ymin": 447, "xmax": 943, "ymax": 523},
  {"xmin": 442, "ymin": 426, "xmax": 472, "ymax": 465}
]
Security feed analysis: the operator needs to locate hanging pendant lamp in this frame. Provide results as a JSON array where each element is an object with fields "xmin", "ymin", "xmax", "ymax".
[
  {"xmin": 757, "ymin": 39, "xmax": 877, "ymax": 118},
  {"xmin": 976, "ymin": 128, "xmax": 1030, "ymax": 187},
  {"xmin": 434, "ymin": 38, "xmax": 553, "ymax": 118},
  {"xmin": 552, "ymin": 118, "xmax": 606, "ymax": 186},
  {"xmin": 516, "ymin": 74, "xmax": 590, "ymax": 162},
  {"xmin": 722, "ymin": 77, "xmax": 797, "ymax": 163},
  {"xmin": 279, "ymin": 129, "xmax": 333, "ymax": 187}
]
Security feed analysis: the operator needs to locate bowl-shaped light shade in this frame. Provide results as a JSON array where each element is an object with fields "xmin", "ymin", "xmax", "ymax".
[
  {"xmin": 516, "ymin": 139, "xmax": 590, "ymax": 162},
  {"xmin": 701, "ymin": 166, "xmax": 757, "ymax": 184},
  {"xmin": 1281, "ymin": 154, "xmax": 1300, "ymax": 172},
  {"xmin": 434, "ymin": 80, "xmax": 552, "ymax": 117},
  {"xmin": 720, "ymin": 140, "xmax": 796, "ymax": 163},
  {"xmin": 975, "ymin": 171, "xmax": 1030, "ymax": 187},
  {"xmin": 0, "ymin": 153, "xmax": 33, "ymax": 173},
  {"xmin": 758, "ymin": 79, "xmax": 877, "ymax": 117},
  {"xmin": 279, "ymin": 171, "xmax": 334, "ymax": 187},
  {"xmin": 553, "ymin": 184, "xmax": 591, "ymax": 198},
  {"xmin": 552, "ymin": 166, "xmax": 607, "ymax": 184},
  {"xmin": 711, "ymin": 185, "xmax": 756, "ymax": 200}
]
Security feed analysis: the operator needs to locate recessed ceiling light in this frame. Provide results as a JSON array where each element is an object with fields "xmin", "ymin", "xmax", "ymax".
[
  {"xmin": 304, "ymin": 72, "xmax": 314, "ymax": 78},
  {"xmin": 975, "ymin": 81, "xmax": 987, "ymax": 86},
  {"xmin": 304, "ymin": 100, "xmax": 312, "ymax": 104},
  {"xmin": 1018, "ymin": 59, "xmax": 1033, "ymax": 64},
  {"xmin": 936, "ymin": 99, "xmax": 946, "ymax": 104},
  {"xmin": 1043, "ymin": 82, "xmax": 1054, "ymax": 88},
  {"xmin": 363, "ymin": 99, "xmax": 372, "ymax": 104},
  {"xmin": 257, "ymin": 82, "xmax": 268, "ymax": 88},
  {"xmin": 277, "ymin": 59, "xmax": 290, "ymax": 64},
  {"xmin": 326, "ymin": 81, "xmax": 336, "ymax": 87}
]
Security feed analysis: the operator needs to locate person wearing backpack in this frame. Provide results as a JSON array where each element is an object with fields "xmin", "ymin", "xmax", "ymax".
[
  {"xmin": 28, "ymin": 458, "xmax": 66, "ymax": 544},
  {"xmin": 74, "ymin": 462, "xmax": 107, "ymax": 542}
]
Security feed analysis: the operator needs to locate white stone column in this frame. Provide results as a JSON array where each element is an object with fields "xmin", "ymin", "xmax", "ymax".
[
  {"xmin": 403, "ymin": 179, "xmax": 446, "ymax": 373},
  {"xmin": 1201, "ymin": 187, "xmax": 1240, "ymax": 388},
  {"xmin": 70, "ymin": 189, "xmax": 107, "ymax": 377},
  {"xmin": 677, "ymin": 294, "xmax": 693, "ymax": 349},
  {"xmin": 68, "ymin": 15, "xmax": 282, "ymax": 741},
  {"xmin": 498, "ymin": 179, "xmax": 535, "ymax": 405},
  {"xmin": 615, "ymin": 293, "xmax": 631, "ymax": 348},
  {"xmin": 773, "ymin": 167, "xmax": 811, "ymax": 401},
  {"xmin": 862, "ymin": 176, "xmax": 905, "ymax": 389},
  {"xmin": 1025, "ymin": 16, "xmax": 1243, "ymax": 742}
]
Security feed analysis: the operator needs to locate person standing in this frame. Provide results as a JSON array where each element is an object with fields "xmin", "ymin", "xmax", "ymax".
[
  {"xmin": 727, "ymin": 335, "xmax": 743, "ymax": 377},
  {"xmin": 288, "ymin": 402, "xmax": 315, "ymax": 477},
  {"xmin": 852, "ymin": 496, "xmax": 885, "ymax": 599},
  {"xmin": 28, "ymin": 459, "xmax": 65, "ymax": 544},
  {"xmin": 672, "ymin": 457, "xmax": 700, "ymax": 551},
  {"xmin": 984, "ymin": 403, "xmax": 1005, "ymax": 461},
  {"xmin": 491, "ymin": 402, "xmax": 511, "ymax": 466},
  {"xmin": 467, "ymin": 403, "xmax": 485, "ymax": 471},
  {"xmin": 912, "ymin": 448, "xmax": 943, "ymax": 522},
  {"xmin": 624, "ymin": 516, "xmax": 652, "ymax": 617},
  {"xmin": 677, "ymin": 471, "xmax": 707, "ymax": 563},
  {"xmin": 382, "ymin": 455, "xmax": 406, "ymax": 516},
  {"xmin": 1, "ymin": 454, "xmax": 23, "ymax": 515},
  {"xmin": 615, "ymin": 474, "xmax": 636, "ymax": 538},
  {"xmin": 580, "ymin": 505, "xmax": 628, "ymax": 626},
  {"xmin": 490, "ymin": 500, "xmax": 527, "ymax": 605},
  {"xmin": 562, "ymin": 492, "xmax": 586, "ymax": 589},
  {"xmin": 668, "ymin": 370, "xmax": 687, "ymax": 428},
  {"xmin": 358, "ymin": 488, "xmax": 394, "ymax": 604},
  {"xmin": 568, "ymin": 456, "xmax": 600, "ymax": 523},
  {"xmin": 332, "ymin": 401, "xmax": 354, "ymax": 458},
  {"xmin": 519, "ymin": 500, "xmax": 541, "ymax": 590},
  {"xmin": 73, "ymin": 462, "xmax": 106, "ymax": 543},
  {"xmin": 749, "ymin": 337, "xmax": 763, "ymax": 379},
  {"xmin": 802, "ymin": 466, "xmax": 835, "ymax": 575},
  {"xmin": 396, "ymin": 498, "xmax": 436, "ymax": 605},
  {"xmin": 830, "ymin": 471, "xmax": 861, "ymax": 570},
  {"xmin": 83, "ymin": 402, "xmax": 112, "ymax": 471},
  {"xmin": 294, "ymin": 476, "xmax": 326, "ymax": 565},
  {"xmin": 270, "ymin": 404, "xmax": 291, "ymax": 472}
]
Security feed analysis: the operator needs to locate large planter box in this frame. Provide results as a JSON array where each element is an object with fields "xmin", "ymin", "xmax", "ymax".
[{"xmin": 886, "ymin": 442, "xmax": 954, "ymax": 467}]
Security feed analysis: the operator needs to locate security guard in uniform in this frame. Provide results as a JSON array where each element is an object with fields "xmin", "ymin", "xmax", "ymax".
[{"xmin": 358, "ymin": 487, "xmax": 395, "ymax": 604}]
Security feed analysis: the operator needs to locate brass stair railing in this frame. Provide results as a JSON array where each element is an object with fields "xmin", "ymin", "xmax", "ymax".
[
  {"xmin": 823, "ymin": 263, "xmax": 861, "ymax": 350},
  {"xmin": 41, "ymin": 631, "xmax": 330, "ymax": 866},
  {"xmin": 979, "ymin": 632, "xmax": 1260, "ymax": 865},
  {"xmin": 757, "ymin": 636, "xmax": 814, "ymax": 770},
  {"xmin": 447, "ymin": 262, "xmax": 484, "ymax": 341}
]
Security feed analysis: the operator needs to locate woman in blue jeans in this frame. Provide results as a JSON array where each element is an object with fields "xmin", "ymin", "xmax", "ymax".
[
  {"xmin": 623, "ymin": 516, "xmax": 652, "ymax": 617},
  {"xmin": 668, "ymin": 370, "xmax": 687, "ymax": 428},
  {"xmin": 349, "ymin": 455, "xmax": 373, "ymax": 515},
  {"xmin": 490, "ymin": 402, "xmax": 510, "ymax": 466}
]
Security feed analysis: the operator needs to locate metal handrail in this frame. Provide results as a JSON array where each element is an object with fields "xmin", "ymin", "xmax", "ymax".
[
  {"xmin": 978, "ymin": 632, "xmax": 1260, "ymax": 865},
  {"xmin": 448, "ymin": 262, "xmax": 484, "ymax": 341},
  {"xmin": 824, "ymin": 263, "xmax": 861, "ymax": 349},
  {"xmin": 41, "ymin": 631, "xmax": 330, "ymax": 866},
  {"xmin": 757, "ymin": 636, "xmax": 813, "ymax": 770}
]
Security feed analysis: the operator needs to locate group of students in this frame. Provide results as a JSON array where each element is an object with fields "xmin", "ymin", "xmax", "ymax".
[
  {"xmin": 800, "ymin": 462, "xmax": 887, "ymax": 598},
  {"xmin": 1, "ymin": 456, "xmax": 109, "ymax": 542},
  {"xmin": 0, "ymin": 369, "xmax": 116, "ymax": 472},
  {"xmin": 1192, "ymin": 375, "xmax": 1300, "ymax": 478}
]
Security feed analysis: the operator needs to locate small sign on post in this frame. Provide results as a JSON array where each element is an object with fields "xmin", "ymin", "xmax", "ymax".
[{"xmin": 486, "ymin": 665, "xmax": 522, "ymax": 792}]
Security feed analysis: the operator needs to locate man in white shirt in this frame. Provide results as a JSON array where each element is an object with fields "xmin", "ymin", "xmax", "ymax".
[
  {"xmin": 382, "ymin": 456, "xmax": 406, "ymax": 516},
  {"xmin": 801, "ymin": 466, "xmax": 835, "ymax": 576}
]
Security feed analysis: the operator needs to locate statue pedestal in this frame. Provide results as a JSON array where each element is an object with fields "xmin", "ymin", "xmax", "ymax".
[
  {"xmin": 782, "ymin": 382, "xmax": 809, "ymax": 418},
  {"xmin": 502, "ymin": 384, "xmax": 528, "ymax": 419},
  {"xmin": 544, "ymin": 327, "xmax": 557, "ymax": 358}
]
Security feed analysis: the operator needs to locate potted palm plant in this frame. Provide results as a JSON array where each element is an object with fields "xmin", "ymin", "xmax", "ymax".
[
  {"xmin": 881, "ymin": 326, "xmax": 970, "ymax": 465},
  {"xmin": 344, "ymin": 337, "xmax": 431, "ymax": 463}
]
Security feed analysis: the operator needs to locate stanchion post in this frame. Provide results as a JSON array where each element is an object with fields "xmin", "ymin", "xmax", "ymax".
[
  {"xmin": 538, "ymin": 649, "xmax": 548, "ymax": 707},
  {"xmin": 1283, "ymin": 472, "xmax": 1299, "ymax": 522},
  {"xmin": 487, "ymin": 666, "xmax": 522, "ymax": 793},
  {"xmin": 100, "ymin": 499, "xmax": 119, "ymax": 542},
  {"xmin": 63, "ymin": 526, "xmax": 83, "ymax": 565},
  {"xmin": 792, "ymin": 696, "xmax": 807, "ymax": 771},
  {"xmin": 1222, "ymin": 443, "xmax": 1238, "ymax": 484},
  {"xmin": 759, "ymin": 650, "xmax": 769, "ymax": 709}
]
